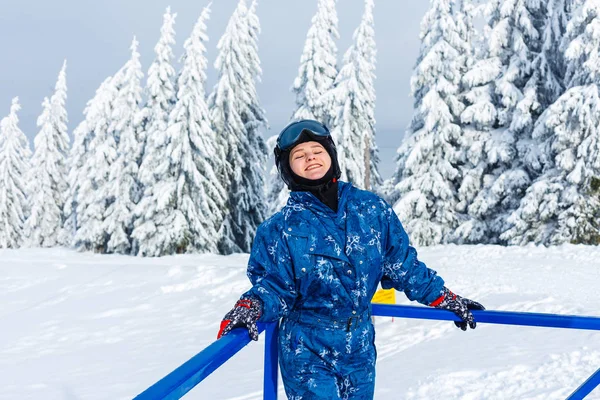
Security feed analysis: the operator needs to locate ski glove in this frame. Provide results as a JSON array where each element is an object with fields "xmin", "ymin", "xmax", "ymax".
[
  {"xmin": 430, "ymin": 287, "xmax": 485, "ymax": 331},
  {"xmin": 217, "ymin": 297, "xmax": 262, "ymax": 341}
]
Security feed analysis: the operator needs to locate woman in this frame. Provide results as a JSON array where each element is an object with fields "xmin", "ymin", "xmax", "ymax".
[{"xmin": 217, "ymin": 119, "xmax": 484, "ymax": 399}]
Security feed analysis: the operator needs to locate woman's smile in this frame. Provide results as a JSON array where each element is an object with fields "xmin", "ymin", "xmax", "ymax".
[{"xmin": 289, "ymin": 141, "xmax": 332, "ymax": 180}]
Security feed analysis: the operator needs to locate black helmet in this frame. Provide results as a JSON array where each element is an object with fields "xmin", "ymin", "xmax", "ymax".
[{"xmin": 274, "ymin": 119, "xmax": 341, "ymax": 190}]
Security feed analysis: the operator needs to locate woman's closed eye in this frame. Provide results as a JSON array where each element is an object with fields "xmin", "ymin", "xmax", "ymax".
[{"xmin": 296, "ymin": 151, "xmax": 321, "ymax": 160}]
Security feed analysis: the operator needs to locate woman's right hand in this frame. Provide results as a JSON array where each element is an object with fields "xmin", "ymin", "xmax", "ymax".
[{"xmin": 217, "ymin": 297, "xmax": 262, "ymax": 341}]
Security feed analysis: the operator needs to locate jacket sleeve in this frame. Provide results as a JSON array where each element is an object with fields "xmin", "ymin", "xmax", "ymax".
[
  {"xmin": 241, "ymin": 224, "xmax": 297, "ymax": 322},
  {"xmin": 379, "ymin": 203, "xmax": 444, "ymax": 305}
]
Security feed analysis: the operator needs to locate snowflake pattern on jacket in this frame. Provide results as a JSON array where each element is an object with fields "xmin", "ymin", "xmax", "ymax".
[{"xmin": 242, "ymin": 181, "xmax": 444, "ymax": 399}]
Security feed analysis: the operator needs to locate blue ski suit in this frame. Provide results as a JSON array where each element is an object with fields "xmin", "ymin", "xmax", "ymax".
[{"xmin": 242, "ymin": 181, "xmax": 445, "ymax": 399}]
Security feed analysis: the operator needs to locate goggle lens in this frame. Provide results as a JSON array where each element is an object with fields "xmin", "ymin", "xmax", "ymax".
[{"xmin": 276, "ymin": 120, "xmax": 330, "ymax": 151}]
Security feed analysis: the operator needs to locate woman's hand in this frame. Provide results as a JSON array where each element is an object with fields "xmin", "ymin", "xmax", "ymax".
[
  {"xmin": 430, "ymin": 287, "xmax": 485, "ymax": 330},
  {"xmin": 217, "ymin": 297, "xmax": 262, "ymax": 340}
]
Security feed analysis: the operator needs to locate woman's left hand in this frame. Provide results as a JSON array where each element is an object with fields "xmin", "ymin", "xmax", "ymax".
[{"xmin": 430, "ymin": 287, "xmax": 485, "ymax": 330}]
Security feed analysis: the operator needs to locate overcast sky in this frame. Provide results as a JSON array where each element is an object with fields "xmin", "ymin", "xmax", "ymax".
[{"xmin": 0, "ymin": 0, "xmax": 430, "ymax": 179}]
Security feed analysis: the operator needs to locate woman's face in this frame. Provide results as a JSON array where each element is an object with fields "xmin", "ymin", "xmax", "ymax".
[{"xmin": 289, "ymin": 141, "xmax": 332, "ymax": 180}]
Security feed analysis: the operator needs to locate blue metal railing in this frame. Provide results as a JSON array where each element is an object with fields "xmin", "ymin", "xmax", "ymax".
[
  {"xmin": 134, "ymin": 322, "xmax": 277, "ymax": 400},
  {"xmin": 568, "ymin": 368, "xmax": 600, "ymax": 400},
  {"xmin": 372, "ymin": 304, "xmax": 600, "ymax": 330},
  {"xmin": 135, "ymin": 305, "xmax": 600, "ymax": 400}
]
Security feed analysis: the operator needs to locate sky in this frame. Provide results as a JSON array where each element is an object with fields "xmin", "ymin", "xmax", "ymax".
[{"xmin": 0, "ymin": 0, "xmax": 431, "ymax": 179}]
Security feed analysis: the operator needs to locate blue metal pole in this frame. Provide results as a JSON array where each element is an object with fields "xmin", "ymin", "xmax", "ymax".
[
  {"xmin": 566, "ymin": 368, "xmax": 600, "ymax": 400},
  {"xmin": 263, "ymin": 322, "xmax": 279, "ymax": 400},
  {"xmin": 134, "ymin": 323, "xmax": 268, "ymax": 400},
  {"xmin": 135, "ymin": 305, "xmax": 600, "ymax": 400},
  {"xmin": 371, "ymin": 304, "xmax": 600, "ymax": 331}
]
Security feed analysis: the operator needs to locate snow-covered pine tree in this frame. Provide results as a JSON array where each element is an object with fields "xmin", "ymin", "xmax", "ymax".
[
  {"xmin": 258, "ymin": 0, "xmax": 287, "ymax": 217},
  {"xmin": 266, "ymin": 0, "xmax": 339, "ymax": 211},
  {"xmin": 137, "ymin": 7, "xmax": 177, "ymax": 167},
  {"xmin": 51, "ymin": 60, "xmax": 70, "ymax": 244},
  {"xmin": 390, "ymin": 0, "xmax": 471, "ymax": 246},
  {"xmin": 490, "ymin": 0, "xmax": 546, "ymax": 129},
  {"xmin": 73, "ymin": 70, "xmax": 122, "ymax": 252},
  {"xmin": 453, "ymin": 1, "xmax": 502, "ymax": 243},
  {"xmin": 454, "ymin": 57, "xmax": 502, "ymax": 242},
  {"xmin": 454, "ymin": 0, "xmax": 547, "ymax": 243},
  {"xmin": 560, "ymin": 0, "xmax": 590, "ymax": 89},
  {"xmin": 324, "ymin": 0, "xmax": 378, "ymax": 190},
  {"xmin": 133, "ymin": 7, "xmax": 180, "ymax": 255},
  {"xmin": 264, "ymin": 134, "xmax": 289, "ymax": 217},
  {"xmin": 25, "ymin": 98, "xmax": 56, "ymax": 245},
  {"xmin": 291, "ymin": 0, "xmax": 339, "ymax": 124},
  {"xmin": 360, "ymin": 0, "xmax": 381, "ymax": 191},
  {"xmin": 24, "ymin": 61, "xmax": 70, "ymax": 247},
  {"xmin": 511, "ymin": 0, "xmax": 570, "ymax": 211},
  {"xmin": 62, "ymin": 76, "xmax": 115, "ymax": 246},
  {"xmin": 502, "ymin": 0, "xmax": 600, "ymax": 245},
  {"xmin": 103, "ymin": 37, "xmax": 144, "ymax": 254},
  {"xmin": 536, "ymin": 0, "xmax": 570, "ymax": 108},
  {"xmin": 133, "ymin": 4, "xmax": 227, "ymax": 256},
  {"xmin": 209, "ymin": 0, "xmax": 267, "ymax": 254},
  {"xmin": 0, "ymin": 98, "xmax": 31, "ymax": 248}
]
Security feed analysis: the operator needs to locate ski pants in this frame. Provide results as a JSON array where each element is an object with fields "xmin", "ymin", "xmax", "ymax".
[{"xmin": 278, "ymin": 312, "xmax": 376, "ymax": 399}]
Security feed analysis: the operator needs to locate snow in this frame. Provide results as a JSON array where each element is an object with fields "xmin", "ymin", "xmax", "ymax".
[{"xmin": 1, "ymin": 245, "xmax": 599, "ymax": 399}]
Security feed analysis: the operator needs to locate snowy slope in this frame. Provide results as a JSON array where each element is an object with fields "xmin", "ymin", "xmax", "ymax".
[{"xmin": 1, "ymin": 246, "xmax": 599, "ymax": 399}]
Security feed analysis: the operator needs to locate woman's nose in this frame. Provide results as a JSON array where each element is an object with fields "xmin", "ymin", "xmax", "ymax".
[{"xmin": 306, "ymin": 152, "xmax": 316, "ymax": 161}]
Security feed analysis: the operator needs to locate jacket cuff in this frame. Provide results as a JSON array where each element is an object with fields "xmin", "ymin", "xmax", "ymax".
[{"xmin": 429, "ymin": 293, "xmax": 445, "ymax": 307}]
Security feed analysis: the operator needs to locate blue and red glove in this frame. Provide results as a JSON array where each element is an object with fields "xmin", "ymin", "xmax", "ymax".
[
  {"xmin": 217, "ymin": 297, "xmax": 262, "ymax": 341},
  {"xmin": 430, "ymin": 287, "xmax": 485, "ymax": 331}
]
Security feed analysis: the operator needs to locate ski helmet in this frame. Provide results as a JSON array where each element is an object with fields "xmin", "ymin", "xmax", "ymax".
[{"xmin": 274, "ymin": 119, "xmax": 341, "ymax": 189}]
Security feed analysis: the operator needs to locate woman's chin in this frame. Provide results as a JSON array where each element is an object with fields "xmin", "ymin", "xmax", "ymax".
[{"xmin": 304, "ymin": 170, "xmax": 326, "ymax": 180}]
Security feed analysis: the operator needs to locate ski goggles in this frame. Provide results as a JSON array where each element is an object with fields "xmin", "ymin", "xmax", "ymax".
[{"xmin": 276, "ymin": 120, "xmax": 331, "ymax": 152}]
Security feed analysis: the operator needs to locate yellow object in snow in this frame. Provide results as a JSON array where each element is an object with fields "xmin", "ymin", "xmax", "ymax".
[{"xmin": 371, "ymin": 288, "xmax": 395, "ymax": 304}]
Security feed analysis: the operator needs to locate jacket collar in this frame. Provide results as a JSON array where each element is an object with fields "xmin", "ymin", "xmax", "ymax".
[{"xmin": 288, "ymin": 181, "xmax": 351, "ymax": 217}]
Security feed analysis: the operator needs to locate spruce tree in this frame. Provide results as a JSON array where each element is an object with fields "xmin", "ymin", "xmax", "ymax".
[
  {"xmin": 267, "ymin": 0, "xmax": 339, "ymax": 211},
  {"xmin": 62, "ymin": 76, "xmax": 114, "ymax": 246},
  {"xmin": 325, "ymin": 0, "xmax": 378, "ymax": 189},
  {"xmin": 453, "ymin": 2, "xmax": 503, "ymax": 243},
  {"xmin": 503, "ymin": 0, "xmax": 600, "ymax": 245},
  {"xmin": 360, "ymin": 0, "xmax": 381, "ymax": 191},
  {"xmin": 264, "ymin": 134, "xmax": 289, "ymax": 217},
  {"xmin": 52, "ymin": 60, "xmax": 70, "ymax": 245},
  {"xmin": 455, "ymin": 0, "xmax": 547, "ymax": 243},
  {"xmin": 104, "ymin": 38, "xmax": 144, "ymax": 254},
  {"xmin": 536, "ymin": 0, "xmax": 570, "ymax": 108},
  {"xmin": 513, "ymin": 0, "xmax": 570, "ymax": 206},
  {"xmin": 291, "ymin": 0, "xmax": 339, "ymax": 124},
  {"xmin": 138, "ymin": 7, "xmax": 177, "ymax": 170},
  {"xmin": 24, "ymin": 61, "xmax": 69, "ymax": 247},
  {"xmin": 73, "ymin": 68, "xmax": 122, "ymax": 252},
  {"xmin": 209, "ymin": 0, "xmax": 267, "ymax": 254},
  {"xmin": 0, "ymin": 98, "xmax": 31, "ymax": 248},
  {"xmin": 133, "ymin": 4, "xmax": 227, "ymax": 256},
  {"xmin": 391, "ymin": 0, "xmax": 471, "ymax": 246}
]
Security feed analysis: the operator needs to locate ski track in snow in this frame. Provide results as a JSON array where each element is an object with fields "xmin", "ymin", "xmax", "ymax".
[{"xmin": 0, "ymin": 245, "xmax": 599, "ymax": 399}]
